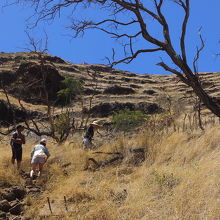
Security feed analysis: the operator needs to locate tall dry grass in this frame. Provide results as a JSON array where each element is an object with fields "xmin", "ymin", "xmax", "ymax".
[{"xmin": 1, "ymin": 125, "xmax": 220, "ymax": 219}]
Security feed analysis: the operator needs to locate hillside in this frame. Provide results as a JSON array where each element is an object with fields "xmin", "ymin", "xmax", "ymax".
[
  {"xmin": 1, "ymin": 52, "xmax": 220, "ymax": 220},
  {"xmin": 1, "ymin": 52, "xmax": 220, "ymax": 125}
]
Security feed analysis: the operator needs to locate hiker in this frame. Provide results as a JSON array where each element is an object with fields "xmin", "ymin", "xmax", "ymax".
[
  {"xmin": 10, "ymin": 125, "xmax": 25, "ymax": 170},
  {"xmin": 30, "ymin": 138, "xmax": 50, "ymax": 178},
  {"xmin": 82, "ymin": 121, "xmax": 101, "ymax": 150}
]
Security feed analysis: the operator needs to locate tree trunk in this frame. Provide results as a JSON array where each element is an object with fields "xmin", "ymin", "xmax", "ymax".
[{"xmin": 191, "ymin": 81, "xmax": 220, "ymax": 118}]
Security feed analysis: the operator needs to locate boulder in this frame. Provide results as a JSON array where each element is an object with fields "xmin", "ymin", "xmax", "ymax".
[
  {"xmin": 2, "ymin": 191, "xmax": 16, "ymax": 202},
  {"xmin": 11, "ymin": 187, "xmax": 26, "ymax": 200},
  {"xmin": 9, "ymin": 203, "xmax": 23, "ymax": 215},
  {"xmin": 0, "ymin": 199, "xmax": 11, "ymax": 212}
]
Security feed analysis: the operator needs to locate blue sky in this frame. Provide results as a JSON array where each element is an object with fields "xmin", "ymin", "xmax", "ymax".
[{"xmin": 0, "ymin": 0, "xmax": 220, "ymax": 74}]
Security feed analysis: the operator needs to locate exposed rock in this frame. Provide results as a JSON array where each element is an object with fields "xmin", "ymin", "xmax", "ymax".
[
  {"xmin": 10, "ymin": 200, "xmax": 19, "ymax": 208},
  {"xmin": 43, "ymin": 55, "xmax": 66, "ymax": 64},
  {"xmin": 11, "ymin": 187, "xmax": 26, "ymax": 200},
  {"xmin": 0, "ymin": 100, "xmax": 42, "ymax": 126},
  {"xmin": 89, "ymin": 65, "xmax": 113, "ymax": 73},
  {"xmin": 0, "ymin": 211, "xmax": 6, "ymax": 219},
  {"xmin": 9, "ymin": 203, "xmax": 23, "ymax": 215},
  {"xmin": 26, "ymin": 188, "xmax": 41, "ymax": 194},
  {"xmin": 130, "ymin": 84, "xmax": 142, "ymax": 89},
  {"xmin": 0, "ymin": 71, "xmax": 16, "ymax": 86},
  {"xmin": 0, "ymin": 199, "xmax": 11, "ymax": 212},
  {"xmin": 143, "ymin": 89, "xmax": 157, "ymax": 95},
  {"xmin": 11, "ymin": 216, "xmax": 22, "ymax": 220},
  {"xmin": 83, "ymin": 88, "xmax": 101, "ymax": 95},
  {"xmin": 103, "ymin": 85, "xmax": 135, "ymax": 95},
  {"xmin": 7, "ymin": 62, "xmax": 64, "ymax": 104},
  {"xmin": 136, "ymin": 102, "xmax": 162, "ymax": 114},
  {"xmin": 89, "ymin": 102, "xmax": 163, "ymax": 117},
  {"xmin": 2, "ymin": 191, "xmax": 16, "ymax": 202}
]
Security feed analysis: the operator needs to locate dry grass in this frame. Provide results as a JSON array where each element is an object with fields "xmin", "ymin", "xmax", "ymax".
[{"xmin": 1, "ymin": 125, "xmax": 220, "ymax": 219}]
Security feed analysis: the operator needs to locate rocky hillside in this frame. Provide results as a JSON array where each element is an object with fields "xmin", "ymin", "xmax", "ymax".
[{"xmin": 0, "ymin": 52, "xmax": 220, "ymax": 124}]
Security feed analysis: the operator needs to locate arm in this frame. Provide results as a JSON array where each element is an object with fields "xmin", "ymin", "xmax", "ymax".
[
  {"xmin": 31, "ymin": 146, "xmax": 35, "ymax": 157},
  {"xmin": 44, "ymin": 147, "xmax": 50, "ymax": 159},
  {"xmin": 11, "ymin": 133, "xmax": 25, "ymax": 145},
  {"xmin": 11, "ymin": 133, "xmax": 21, "ymax": 145},
  {"xmin": 21, "ymin": 134, "xmax": 25, "ymax": 144}
]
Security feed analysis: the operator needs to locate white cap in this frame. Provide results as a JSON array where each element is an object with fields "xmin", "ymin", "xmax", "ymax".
[{"xmin": 40, "ymin": 138, "xmax": 47, "ymax": 144}]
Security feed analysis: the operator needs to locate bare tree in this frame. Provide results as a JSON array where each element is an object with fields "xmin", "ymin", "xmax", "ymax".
[
  {"xmin": 5, "ymin": 0, "xmax": 220, "ymax": 117},
  {"xmin": 0, "ymin": 32, "xmax": 77, "ymax": 142}
]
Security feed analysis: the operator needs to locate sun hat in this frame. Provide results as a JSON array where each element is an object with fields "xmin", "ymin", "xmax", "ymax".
[{"xmin": 91, "ymin": 121, "xmax": 100, "ymax": 126}]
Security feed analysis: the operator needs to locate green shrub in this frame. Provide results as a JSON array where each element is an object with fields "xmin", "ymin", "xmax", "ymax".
[
  {"xmin": 111, "ymin": 109, "xmax": 149, "ymax": 131},
  {"xmin": 54, "ymin": 112, "xmax": 72, "ymax": 141},
  {"xmin": 57, "ymin": 77, "xmax": 84, "ymax": 105}
]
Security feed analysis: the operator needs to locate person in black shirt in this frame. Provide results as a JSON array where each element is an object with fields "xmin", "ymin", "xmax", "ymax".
[
  {"xmin": 83, "ymin": 121, "xmax": 101, "ymax": 150},
  {"xmin": 10, "ymin": 125, "xmax": 25, "ymax": 170}
]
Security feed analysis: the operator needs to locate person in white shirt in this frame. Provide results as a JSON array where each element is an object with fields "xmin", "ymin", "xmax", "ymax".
[{"xmin": 30, "ymin": 138, "xmax": 50, "ymax": 178}]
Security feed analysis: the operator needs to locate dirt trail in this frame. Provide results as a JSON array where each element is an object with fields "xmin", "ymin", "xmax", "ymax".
[{"xmin": 0, "ymin": 172, "xmax": 43, "ymax": 220}]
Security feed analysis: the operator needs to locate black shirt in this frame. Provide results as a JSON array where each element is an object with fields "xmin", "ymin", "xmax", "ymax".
[
  {"xmin": 11, "ymin": 132, "xmax": 25, "ymax": 149},
  {"xmin": 84, "ymin": 125, "xmax": 94, "ymax": 141}
]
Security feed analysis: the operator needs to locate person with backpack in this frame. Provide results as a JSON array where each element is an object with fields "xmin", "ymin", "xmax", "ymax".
[
  {"xmin": 82, "ymin": 121, "xmax": 101, "ymax": 150},
  {"xmin": 30, "ymin": 138, "xmax": 50, "ymax": 178},
  {"xmin": 10, "ymin": 125, "xmax": 25, "ymax": 170}
]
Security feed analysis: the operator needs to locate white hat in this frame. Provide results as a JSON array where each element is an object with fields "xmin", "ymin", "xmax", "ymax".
[
  {"xmin": 40, "ymin": 138, "xmax": 47, "ymax": 144},
  {"xmin": 91, "ymin": 121, "xmax": 100, "ymax": 126}
]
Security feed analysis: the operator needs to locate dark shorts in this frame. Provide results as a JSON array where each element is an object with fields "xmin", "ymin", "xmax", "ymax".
[{"xmin": 11, "ymin": 144, "xmax": 22, "ymax": 162}]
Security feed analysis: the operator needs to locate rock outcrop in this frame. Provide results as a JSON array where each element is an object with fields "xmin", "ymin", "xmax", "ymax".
[
  {"xmin": 89, "ymin": 102, "xmax": 163, "ymax": 117},
  {"xmin": 0, "ymin": 100, "xmax": 42, "ymax": 126},
  {"xmin": 7, "ymin": 62, "xmax": 64, "ymax": 104}
]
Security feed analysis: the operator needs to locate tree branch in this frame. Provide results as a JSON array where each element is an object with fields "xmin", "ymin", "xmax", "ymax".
[
  {"xmin": 157, "ymin": 61, "xmax": 190, "ymax": 86},
  {"xmin": 111, "ymin": 47, "xmax": 164, "ymax": 66}
]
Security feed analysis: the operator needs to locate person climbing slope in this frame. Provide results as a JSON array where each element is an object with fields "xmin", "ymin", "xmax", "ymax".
[
  {"xmin": 30, "ymin": 138, "xmax": 50, "ymax": 178},
  {"xmin": 82, "ymin": 121, "xmax": 102, "ymax": 150},
  {"xmin": 10, "ymin": 125, "xmax": 25, "ymax": 170}
]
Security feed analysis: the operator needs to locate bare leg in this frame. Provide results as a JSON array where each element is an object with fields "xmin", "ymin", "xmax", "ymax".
[
  {"xmin": 11, "ymin": 158, "xmax": 15, "ymax": 165},
  {"xmin": 17, "ymin": 161, "xmax": 21, "ymax": 170},
  {"xmin": 38, "ymin": 163, "xmax": 45, "ymax": 177},
  {"xmin": 30, "ymin": 163, "xmax": 38, "ymax": 177}
]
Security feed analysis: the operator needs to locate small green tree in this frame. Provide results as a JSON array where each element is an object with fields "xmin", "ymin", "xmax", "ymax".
[
  {"xmin": 57, "ymin": 77, "xmax": 84, "ymax": 105},
  {"xmin": 54, "ymin": 112, "xmax": 74, "ymax": 142},
  {"xmin": 112, "ymin": 109, "xmax": 149, "ymax": 131}
]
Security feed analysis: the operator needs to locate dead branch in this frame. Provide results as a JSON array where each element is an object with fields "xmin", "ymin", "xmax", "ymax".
[{"xmin": 6, "ymin": 0, "xmax": 220, "ymax": 117}]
